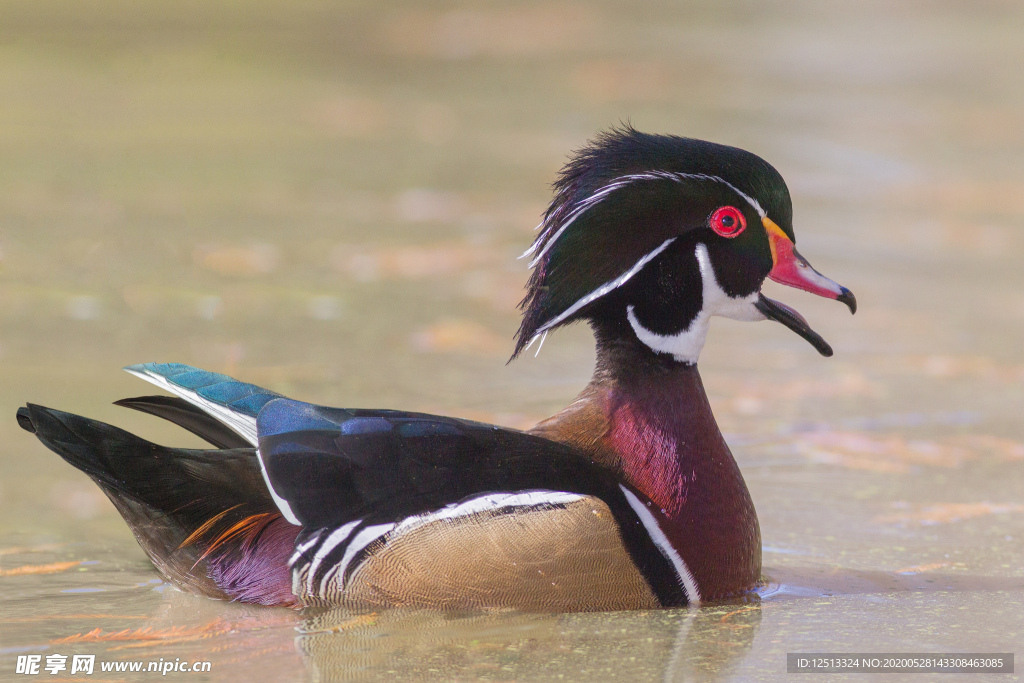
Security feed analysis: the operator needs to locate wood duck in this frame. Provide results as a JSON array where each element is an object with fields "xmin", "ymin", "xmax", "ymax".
[{"xmin": 17, "ymin": 127, "xmax": 855, "ymax": 612}]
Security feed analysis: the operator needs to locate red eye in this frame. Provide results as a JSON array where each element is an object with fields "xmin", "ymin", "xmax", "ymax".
[{"xmin": 708, "ymin": 206, "xmax": 747, "ymax": 238}]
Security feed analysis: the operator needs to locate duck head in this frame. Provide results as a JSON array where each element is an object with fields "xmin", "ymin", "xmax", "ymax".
[{"xmin": 513, "ymin": 127, "xmax": 856, "ymax": 364}]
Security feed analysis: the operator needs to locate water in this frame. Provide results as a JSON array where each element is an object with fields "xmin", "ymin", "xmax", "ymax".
[{"xmin": 1, "ymin": 1, "xmax": 1022, "ymax": 680}]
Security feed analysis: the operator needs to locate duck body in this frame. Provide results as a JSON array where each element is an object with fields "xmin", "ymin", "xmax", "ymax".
[
  {"xmin": 18, "ymin": 127, "xmax": 853, "ymax": 611},
  {"xmin": 19, "ymin": 359, "xmax": 719, "ymax": 610}
]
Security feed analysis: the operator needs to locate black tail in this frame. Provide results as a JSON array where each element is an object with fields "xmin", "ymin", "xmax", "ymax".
[
  {"xmin": 17, "ymin": 404, "xmax": 298, "ymax": 605},
  {"xmin": 112, "ymin": 395, "xmax": 253, "ymax": 449}
]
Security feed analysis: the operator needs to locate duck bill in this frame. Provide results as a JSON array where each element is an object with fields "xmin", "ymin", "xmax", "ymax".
[
  {"xmin": 754, "ymin": 294, "xmax": 834, "ymax": 356},
  {"xmin": 759, "ymin": 217, "xmax": 857, "ymax": 356}
]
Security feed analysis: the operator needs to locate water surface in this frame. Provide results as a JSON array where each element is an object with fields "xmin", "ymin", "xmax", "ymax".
[{"xmin": 1, "ymin": 1, "xmax": 1022, "ymax": 680}]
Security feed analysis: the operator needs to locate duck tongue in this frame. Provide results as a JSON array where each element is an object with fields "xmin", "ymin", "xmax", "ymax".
[{"xmin": 754, "ymin": 294, "xmax": 834, "ymax": 357}]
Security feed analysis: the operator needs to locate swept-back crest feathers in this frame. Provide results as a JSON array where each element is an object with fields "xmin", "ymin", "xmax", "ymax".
[{"xmin": 512, "ymin": 126, "xmax": 793, "ymax": 358}]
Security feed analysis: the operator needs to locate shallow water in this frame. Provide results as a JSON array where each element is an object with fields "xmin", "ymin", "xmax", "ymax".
[{"xmin": 1, "ymin": 1, "xmax": 1023, "ymax": 681}]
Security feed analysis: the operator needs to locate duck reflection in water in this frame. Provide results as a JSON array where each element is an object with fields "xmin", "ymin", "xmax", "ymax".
[{"xmin": 296, "ymin": 595, "xmax": 762, "ymax": 683}]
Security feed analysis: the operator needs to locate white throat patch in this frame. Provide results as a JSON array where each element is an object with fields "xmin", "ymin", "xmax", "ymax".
[{"xmin": 627, "ymin": 243, "xmax": 763, "ymax": 364}]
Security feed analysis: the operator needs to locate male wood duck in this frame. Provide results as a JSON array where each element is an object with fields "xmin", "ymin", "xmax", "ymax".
[{"xmin": 17, "ymin": 127, "xmax": 854, "ymax": 611}]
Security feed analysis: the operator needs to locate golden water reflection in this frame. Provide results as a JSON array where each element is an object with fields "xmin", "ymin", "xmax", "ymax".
[{"xmin": 298, "ymin": 600, "xmax": 762, "ymax": 683}]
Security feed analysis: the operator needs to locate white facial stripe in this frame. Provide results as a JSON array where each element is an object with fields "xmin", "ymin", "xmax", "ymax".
[
  {"xmin": 529, "ymin": 237, "xmax": 677, "ymax": 344},
  {"xmin": 705, "ymin": 175, "xmax": 765, "ymax": 219},
  {"xmin": 533, "ymin": 330, "xmax": 548, "ymax": 357},
  {"xmin": 523, "ymin": 172, "xmax": 765, "ymax": 264},
  {"xmin": 527, "ymin": 196, "xmax": 604, "ymax": 267},
  {"xmin": 524, "ymin": 175, "xmax": 631, "ymax": 263},
  {"xmin": 518, "ymin": 224, "xmax": 544, "ymax": 257},
  {"xmin": 694, "ymin": 244, "xmax": 765, "ymax": 322},
  {"xmin": 619, "ymin": 485, "xmax": 701, "ymax": 604},
  {"xmin": 627, "ymin": 243, "xmax": 763, "ymax": 365},
  {"xmin": 628, "ymin": 305, "xmax": 706, "ymax": 366},
  {"xmin": 521, "ymin": 332, "xmax": 541, "ymax": 354}
]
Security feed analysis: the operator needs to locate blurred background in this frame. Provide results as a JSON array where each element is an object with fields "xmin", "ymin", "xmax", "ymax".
[{"xmin": 1, "ymin": 1, "xmax": 1022, "ymax": 681}]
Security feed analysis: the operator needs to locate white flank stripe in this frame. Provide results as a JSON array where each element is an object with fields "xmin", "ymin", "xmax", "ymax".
[
  {"xmin": 297, "ymin": 530, "xmax": 324, "ymax": 553},
  {"xmin": 334, "ymin": 523, "xmax": 396, "ymax": 590},
  {"xmin": 317, "ymin": 562, "xmax": 342, "ymax": 597},
  {"xmin": 318, "ymin": 547, "xmax": 373, "ymax": 596},
  {"xmin": 305, "ymin": 521, "xmax": 361, "ymax": 594},
  {"xmin": 619, "ymin": 485, "xmax": 701, "ymax": 604},
  {"xmin": 292, "ymin": 565, "xmax": 303, "ymax": 597},
  {"xmin": 534, "ymin": 237, "xmax": 677, "ymax": 336},
  {"xmin": 312, "ymin": 492, "xmax": 584, "ymax": 598},
  {"xmin": 289, "ymin": 529, "xmax": 325, "ymax": 567},
  {"xmin": 391, "ymin": 490, "xmax": 584, "ymax": 538}
]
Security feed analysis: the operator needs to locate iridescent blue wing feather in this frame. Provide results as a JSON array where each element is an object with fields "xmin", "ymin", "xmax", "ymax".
[{"xmin": 124, "ymin": 363, "xmax": 283, "ymax": 445}]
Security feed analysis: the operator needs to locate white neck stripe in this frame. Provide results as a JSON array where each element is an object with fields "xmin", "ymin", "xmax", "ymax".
[{"xmin": 619, "ymin": 485, "xmax": 701, "ymax": 604}]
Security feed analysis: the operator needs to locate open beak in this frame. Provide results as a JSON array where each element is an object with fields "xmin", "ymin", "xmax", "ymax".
[{"xmin": 757, "ymin": 218, "xmax": 856, "ymax": 357}]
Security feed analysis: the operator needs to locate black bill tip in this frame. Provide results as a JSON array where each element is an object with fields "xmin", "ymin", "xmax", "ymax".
[
  {"xmin": 837, "ymin": 287, "xmax": 857, "ymax": 315},
  {"xmin": 16, "ymin": 406, "xmax": 36, "ymax": 433},
  {"xmin": 755, "ymin": 294, "xmax": 834, "ymax": 357}
]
